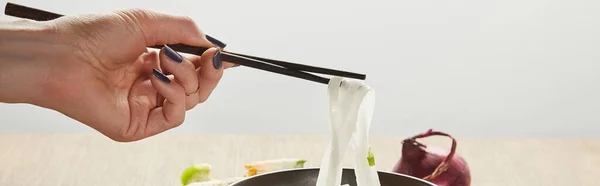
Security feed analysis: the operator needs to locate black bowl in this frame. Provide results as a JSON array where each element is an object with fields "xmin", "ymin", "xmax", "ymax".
[{"xmin": 230, "ymin": 168, "xmax": 435, "ymax": 186}]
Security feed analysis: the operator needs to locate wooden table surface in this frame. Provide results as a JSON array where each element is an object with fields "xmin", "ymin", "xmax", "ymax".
[{"xmin": 0, "ymin": 133, "xmax": 598, "ymax": 186}]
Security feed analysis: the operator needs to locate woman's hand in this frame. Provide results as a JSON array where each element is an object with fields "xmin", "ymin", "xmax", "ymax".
[{"xmin": 0, "ymin": 9, "xmax": 234, "ymax": 142}]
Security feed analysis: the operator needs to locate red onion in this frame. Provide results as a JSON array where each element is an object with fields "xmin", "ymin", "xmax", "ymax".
[{"xmin": 392, "ymin": 129, "xmax": 471, "ymax": 186}]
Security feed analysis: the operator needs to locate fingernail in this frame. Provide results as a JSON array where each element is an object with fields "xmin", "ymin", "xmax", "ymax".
[
  {"xmin": 163, "ymin": 45, "xmax": 183, "ymax": 63},
  {"xmin": 213, "ymin": 49, "xmax": 222, "ymax": 69},
  {"xmin": 152, "ymin": 68, "xmax": 171, "ymax": 83},
  {"xmin": 206, "ymin": 35, "xmax": 227, "ymax": 48}
]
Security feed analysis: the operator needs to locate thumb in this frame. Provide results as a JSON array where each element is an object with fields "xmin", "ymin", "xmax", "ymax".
[{"xmin": 116, "ymin": 9, "xmax": 213, "ymax": 48}]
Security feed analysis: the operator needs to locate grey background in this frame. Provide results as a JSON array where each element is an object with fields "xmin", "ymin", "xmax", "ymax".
[{"xmin": 1, "ymin": 0, "xmax": 599, "ymax": 137}]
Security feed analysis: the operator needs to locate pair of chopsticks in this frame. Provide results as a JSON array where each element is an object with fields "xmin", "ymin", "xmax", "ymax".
[{"xmin": 3, "ymin": 2, "xmax": 366, "ymax": 85}]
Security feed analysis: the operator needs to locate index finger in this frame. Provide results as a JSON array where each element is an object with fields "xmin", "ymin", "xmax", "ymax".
[{"xmin": 114, "ymin": 9, "xmax": 212, "ymax": 47}]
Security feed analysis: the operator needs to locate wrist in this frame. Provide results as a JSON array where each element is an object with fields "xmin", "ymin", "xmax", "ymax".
[{"xmin": 0, "ymin": 20, "xmax": 63, "ymax": 106}]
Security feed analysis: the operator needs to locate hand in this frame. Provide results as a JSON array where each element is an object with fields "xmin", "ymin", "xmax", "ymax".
[{"xmin": 0, "ymin": 9, "xmax": 234, "ymax": 142}]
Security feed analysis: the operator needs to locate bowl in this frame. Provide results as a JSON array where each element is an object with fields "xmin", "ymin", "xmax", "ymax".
[{"xmin": 230, "ymin": 168, "xmax": 436, "ymax": 186}]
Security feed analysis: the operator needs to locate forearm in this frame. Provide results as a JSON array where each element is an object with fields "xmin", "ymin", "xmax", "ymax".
[{"xmin": 0, "ymin": 20, "xmax": 58, "ymax": 105}]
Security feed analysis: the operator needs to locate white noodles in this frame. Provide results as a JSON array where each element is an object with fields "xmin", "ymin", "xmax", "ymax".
[{"xmin": 315, "ymin": 77, "xmax": 381, "ymax": 186}]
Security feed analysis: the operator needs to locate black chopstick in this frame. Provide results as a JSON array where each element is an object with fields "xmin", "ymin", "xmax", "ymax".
[
  {"xmin": 145, "ymin": 44, "xmax": 366, "ymax": 81},
  {"xmin": 4, "ymin": 2, "xmax": 366, "ymax": 84}
]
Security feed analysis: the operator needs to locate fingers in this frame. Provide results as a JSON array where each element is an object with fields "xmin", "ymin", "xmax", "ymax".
[
  {"xmin": 119, "ymin": 8, "xmax": 232, "ymax": 109},
  {"xmin": 140, "ymin": 47, "xmax": 223, "ymax": 137},
  {"xmin": 147, "ymin": 68, "xmax": 186, "ymax": 134},
  {"xmin": 189, "ymin": 47, "xmax": 224, "ymax": 103}
]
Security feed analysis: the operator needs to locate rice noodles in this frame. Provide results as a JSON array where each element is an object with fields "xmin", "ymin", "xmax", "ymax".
[{"xmin": 315, "ymin": 77, "xmax": 381, "ymax": 186}]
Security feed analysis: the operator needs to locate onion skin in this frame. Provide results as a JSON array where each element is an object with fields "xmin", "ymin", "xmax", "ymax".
[{"xmin": 391, "ymin": 129, "xmax": 471, "ymax": 186}]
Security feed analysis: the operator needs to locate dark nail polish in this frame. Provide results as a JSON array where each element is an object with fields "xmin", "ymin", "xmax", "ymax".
[
  {"xmin": 206, "ymin": 35, "xmax": 227, "ymax": 48},
  {"xmin": 152, "ymin": 68, "xmax": 171, "ymax": 83},
  {"xmin": 163, "ymin": 45, "xmax": 183, "ymax": 63},
  {"xmin": 213, "ymin": 49, "xmax": 222, "ymax": 69}
]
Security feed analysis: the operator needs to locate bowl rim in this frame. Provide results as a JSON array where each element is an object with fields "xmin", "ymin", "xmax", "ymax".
[{"xmin": 230, "ymin": 167, "xmax": 436, "ymax": 186}]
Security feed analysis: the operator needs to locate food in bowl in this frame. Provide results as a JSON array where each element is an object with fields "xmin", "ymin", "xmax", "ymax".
[{"xmin": 183, "ymin": 77, "xmax": 387, "ymax": 186}]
